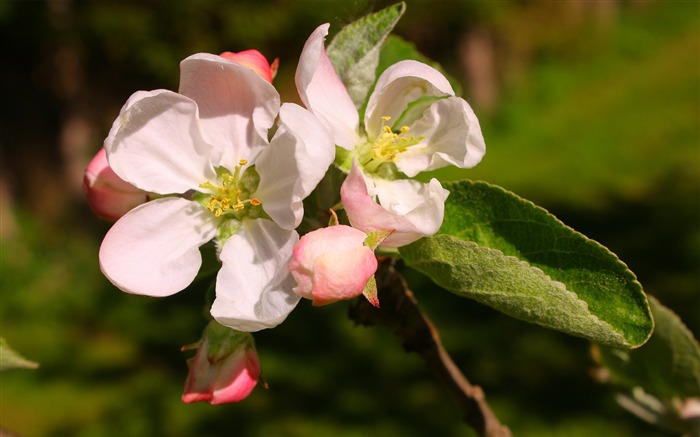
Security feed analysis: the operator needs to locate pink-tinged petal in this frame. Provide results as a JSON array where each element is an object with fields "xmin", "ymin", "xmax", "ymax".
[
  {"xmin": 372, "ymin": 177, "xmax": 448, "ymax": 243},
  {"xmin": 210, "ymin": 348, "xmax": 260, "ymax": 404},
  {"xmin": 365, "ymin": 60, "xmax": 454, "ymax": 139},
  {"xmin": 83, "ymin": 148, "xmax": 149, "ymax": 221},
  {"xmin": 341, "ymin": 163, "xmax": 418, "ymax": 242},
  {"xmin": 220, "ymin": 50, "xmax": 278, "ymax": 83},
  {"xmin": 296, "ymin": 23, "xmax": 359, "ymax": 149},
  {"xmin": 179, "ymin": 53, "xmax": 280, "ymax": 166},
  {"xmin": 212, "ymin": 219, "xmax": 301, "ymax": 332},
  {"xmin": 311, "ymin": 247, "xmax": 377, "ymax": 306},
  {"xmin": 396, "ymin": 97, "xmax": 486, "ymax": 177},
  {"xmin": 104, "ymin": 89, "xmax": 217, "ymax": 194},
  {"xmin": 99, "ymin": 198, "xmax": 217, "ymax": 297},
  {"xmin": 255, "ymin": 103, "xmax": 334, "ymax": 230},
  {"xmin": 182, "ymin": 340, "xmax": 221, "ymax": 404},
  {"xmin": 341, "ymin": 163, "xmax": 448, "ymax": 247},
  {"xmin": 291, "ymin": 225, "xmax": 367, "ymax": 271},
  {"xmin": 289, "ymin": 225, "xmax": 377, "ymax": 306}
]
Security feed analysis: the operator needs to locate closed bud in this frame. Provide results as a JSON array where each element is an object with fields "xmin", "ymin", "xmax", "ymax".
[
  {"xmin": 289, "ymin": 225, "xmax": 378, "ymax": 306},
  {"xmin": 182, "ymin": 321, "xmax": 260, "ymax": 405}
]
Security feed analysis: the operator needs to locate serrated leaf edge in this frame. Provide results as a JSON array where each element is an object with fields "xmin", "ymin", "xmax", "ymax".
[
  {"xmin": 442, "ymin": 180, "xmax": 654, "ymax": 346},
  {"xmin": 406, "ymin": 236, "xmax": 643, "ymax": 347}
]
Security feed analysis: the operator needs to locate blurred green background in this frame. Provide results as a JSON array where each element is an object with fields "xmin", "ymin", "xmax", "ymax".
[{"xmin": 1, "ymin": 0, "xmax": 698, "ymax": 436}]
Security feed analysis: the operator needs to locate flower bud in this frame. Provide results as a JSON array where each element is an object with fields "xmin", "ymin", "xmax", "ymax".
[
  {"xmin": 83, "ymin": 148, "xmax": 148, "ymax": 221},
  {"xmin": 219, "ymin": 50, "xmax": 279, "ymax": 83},
  {"xmin": 182, "ymin": 321, "xmax": 260, "ymax": 405},
  {"xmin": 289, "ymin": 225, "xmax": 378, "ymax": 306}
]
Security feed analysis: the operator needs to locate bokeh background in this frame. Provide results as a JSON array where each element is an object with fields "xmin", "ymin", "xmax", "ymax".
[{"xmin": 1, "ymin": 0, "xmax": 698, "ymax": 436}]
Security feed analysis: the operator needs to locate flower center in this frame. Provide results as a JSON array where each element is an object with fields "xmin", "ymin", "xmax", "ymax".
[
  {"xmin": 360, "ymin": 116, "xmax": 423, "ymax": 173},
  {"xmin": 199, "ymin": 160, "xmax": 261, "ymax": 218}
]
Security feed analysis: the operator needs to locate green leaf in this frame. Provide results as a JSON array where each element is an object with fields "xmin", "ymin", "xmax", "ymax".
[
  {"xmin": 400, "ymin": 180, "xmax": 653, "ymax": 348},
  {"xmin": 0, "ymin": 337, "xmax": 38, "ymax": 371},
  {"xmin": 327, "ymin": 2, "xmax": 405, "ymax": 110},
  {"xmin": 597, "ymin": 296, "xmax": 700, "ymax": 399},
  {"xmin": 378, "ymin": 34, "xmax": 434, "ymax": 73}
]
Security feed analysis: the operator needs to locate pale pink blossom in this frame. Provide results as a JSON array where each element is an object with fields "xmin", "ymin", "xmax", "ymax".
[
  {"xmin": 289, "ymin": 225, "xmax": 377, "ymax": 306},
  {"xmin": 83, "ymin": 148, "xmax": 148, "ymax": 221},
  {"xmin": 182, "ymin": 322, "xmax": 260, "ymax": 405},
  {"xmin": 296, "ymin": 23, "xmax": 485, "ymax": 177}
]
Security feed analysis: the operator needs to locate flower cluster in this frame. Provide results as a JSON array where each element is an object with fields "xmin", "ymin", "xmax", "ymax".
[{"xmin": 85, "ymin": 22, "xmax": 484, "ymax": 403}]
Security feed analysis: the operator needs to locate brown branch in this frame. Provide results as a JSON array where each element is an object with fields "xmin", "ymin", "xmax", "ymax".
[{"xmin": 349, "ymin": 259, "xmax": 511, "ymax": 437}]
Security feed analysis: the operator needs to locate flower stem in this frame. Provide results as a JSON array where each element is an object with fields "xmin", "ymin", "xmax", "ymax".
[{"xmin": 348, "ymin": 259, "xmax": 511, "ymax": 437}]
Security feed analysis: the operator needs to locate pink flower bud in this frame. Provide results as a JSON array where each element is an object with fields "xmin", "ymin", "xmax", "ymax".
[
  {"xmin": 83, "ymin": 148, "xmax": 148, "ymax": 221},
  {"xmin": 219, "ymin": 50, "xmax": 279, "ymax": 83},
  {"xmin": 182, "ymin": 322, "xmax": 260, "ymax": 405},
  {"xmin": 289, "ymin": 225, "xmax": 378, "ymax": 306}
]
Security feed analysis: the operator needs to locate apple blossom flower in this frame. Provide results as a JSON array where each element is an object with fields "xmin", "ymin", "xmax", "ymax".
[
  {"xmin": 182, "ymin": 321, "xmax": 260, "ymax": 405},
  {"xmin": 296, "ymin": 23, "xmax": 485, "ymax": 177},
  {"xmin": 83, "ymin": 148, "xmax": 148, "ymax": 221},
  {"xmin": 98, "ymin": 52, "xmax": 334, "ymax": 332},
  {"xmin": 289, "ymin": 224, "xmax": 378, "ymax": 306},
  {"xmin": 295, "ymin": 24, "xmax": 485, "ymax": 246}
]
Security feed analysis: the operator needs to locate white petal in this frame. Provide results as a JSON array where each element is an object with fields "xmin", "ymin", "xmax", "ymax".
[
  {"xmin": 396, "ymin": 97, "xmax": 486, "ymax": 177},
  {"xmin": 365, "ymin": 60, "xmax": 454, "ymax": 139},
  {"xmin": 179, "ymin": 53, "xmax": 281, "ymax": 166},
  {"xmin": 99, "ymin": 198, "xmax": 217, "ymax": 297},
  {"xmin": 295, "ymin": 23, "xmax": 359, "ymax": 149},
  {"xmin": 373, "ymin": 177, "xmax": 449, "ymax": 246},
  {"xmin": 104, "ymin": 90, "xmax": 217, "ymax": 194},
  {"xmin": 255, "ymin": 103, "xmax": 334, "ymax": 230},
  {"xmin": 211, "ymin": 219, "xmax": 301, "ymax": 332}
]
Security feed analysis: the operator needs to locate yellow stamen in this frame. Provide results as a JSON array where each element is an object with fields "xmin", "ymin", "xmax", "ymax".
[
  {"xmin": 200, "ymin": 161, "xmax": 261, "ymax": 217},
  {"xmin": 372, "ymin": 117, "xmax": 422, "ymax": 161}
]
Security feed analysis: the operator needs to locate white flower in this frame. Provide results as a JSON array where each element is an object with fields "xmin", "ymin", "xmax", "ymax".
[
  {"xmin": 296, "ymin": 24, "xmax": 485, "ymax": 246},
  {"xmin": 296, "ymin": 23, "xmax": 485, "ymax": 177},
  {"xmin": 99, "ymin": 53, "xmax": 333, "ymax": 332}
]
